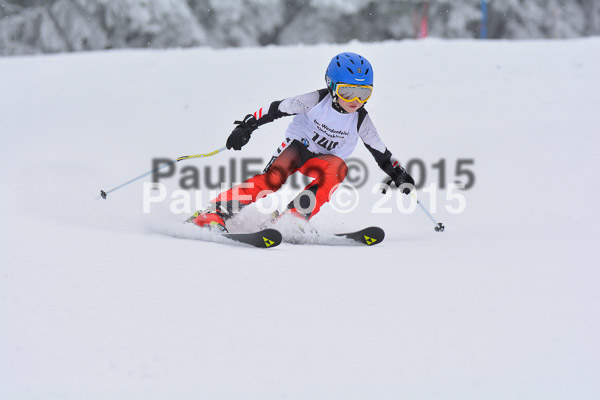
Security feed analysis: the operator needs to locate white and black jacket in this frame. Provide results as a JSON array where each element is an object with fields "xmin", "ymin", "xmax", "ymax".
[{"xmin": 251, "ymin": 89, "xmax": 402, "ymax": 177}]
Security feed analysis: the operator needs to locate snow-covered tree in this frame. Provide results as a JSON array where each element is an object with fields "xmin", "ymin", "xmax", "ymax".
[{"xmin": 1, "ymin": 0, "xmax": 599, "ymax": 56}]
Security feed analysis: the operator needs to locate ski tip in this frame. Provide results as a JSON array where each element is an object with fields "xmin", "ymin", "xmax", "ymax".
[
  {"xmin": 223, "ymin": 228, "xmax": 283, "ymax": 248},
  {"xmin": 362, "ymin": 226, "xmax": 385, "ymax": 246},
  {"xmin": 259, "ymin": 229, "xmax": 283, "ymax": 248},
  {"xmin": 335, "ymin": 226, "xmax": 385, "ymax": 246}
]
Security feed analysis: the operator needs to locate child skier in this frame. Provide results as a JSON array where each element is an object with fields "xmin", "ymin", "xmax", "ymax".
[{"xmin": 188, "ymin": 52, "xmax": 415, "ymax": 232}]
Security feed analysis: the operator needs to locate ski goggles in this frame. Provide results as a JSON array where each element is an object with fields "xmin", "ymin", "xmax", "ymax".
[{"xmin": 335, "ymin": 84, "xmax": 373, "ymax": 103}]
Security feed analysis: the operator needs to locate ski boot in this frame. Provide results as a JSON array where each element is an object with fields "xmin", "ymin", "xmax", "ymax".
[
  {"xmin": 266, "ymin": 209, "xmax": 318, "ymax": 235},
  {"xmin": 186, "ymin": 209, "xmax": 228, "ymax": 233}
]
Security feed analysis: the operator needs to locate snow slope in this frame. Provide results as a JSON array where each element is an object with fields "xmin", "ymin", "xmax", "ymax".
[{"xmin": 1, "ymin": 39, "xmax": 599, "ymax": 399}]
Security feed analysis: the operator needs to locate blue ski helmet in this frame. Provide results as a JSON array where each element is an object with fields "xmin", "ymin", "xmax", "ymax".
[{"xmin": 325, "ymin": 52, "xmax": 373, "ymax": 89}]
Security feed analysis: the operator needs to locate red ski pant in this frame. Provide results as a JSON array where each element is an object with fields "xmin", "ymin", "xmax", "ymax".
[{"xmin": 212, "ymin": 141, "xmax": 348, "ymax": 219}]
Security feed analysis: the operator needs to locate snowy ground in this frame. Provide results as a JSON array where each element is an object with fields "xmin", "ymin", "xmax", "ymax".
[{"xmin": 1, "ymin": 38, "xmax": 599, "ymax": 399}]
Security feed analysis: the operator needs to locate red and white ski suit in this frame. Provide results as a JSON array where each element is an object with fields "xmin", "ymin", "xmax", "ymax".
[{"xmin": 212, "ymin": 89, "xmax": 401, "ymax": 219}]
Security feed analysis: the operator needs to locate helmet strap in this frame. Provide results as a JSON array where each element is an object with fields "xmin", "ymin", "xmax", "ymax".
[
  {"xmin": 331, "ymin": 97, "xmax": 348, "ymax": 114},
  {"xmin": 325, "ymin": 76, "xmax": 348, "ymax": 114}
]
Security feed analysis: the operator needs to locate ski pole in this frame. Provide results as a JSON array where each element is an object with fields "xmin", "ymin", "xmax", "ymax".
[
  {"xmin": 382, "ymin": 179, "xmax": 445, "ymax": 232},
  {"xmin": 98, "ymin": 146, "xmax": 228, "ymax": 200}
]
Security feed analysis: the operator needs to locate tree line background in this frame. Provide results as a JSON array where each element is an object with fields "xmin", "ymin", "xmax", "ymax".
[{"xmin": 1, "ymin": 0, "xmax": 599, "ymax": 56}]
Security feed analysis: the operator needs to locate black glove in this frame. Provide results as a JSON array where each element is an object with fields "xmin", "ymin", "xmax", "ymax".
[
  {"xmin": 391, "ymin": 166, "xmax": 415, "ymax": 195},
  {"xmin": 226, "ymin": 114, "xmax": 259, "ymax": 150}
]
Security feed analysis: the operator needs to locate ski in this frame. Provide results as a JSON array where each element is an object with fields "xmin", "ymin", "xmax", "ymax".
[
  {"xmin": 259, "ymin": 211, "xmax": 384, "ymax": 246},
  {"xmin": 222, "ymin": 228, "xmax": 282, "ymax": 248},
  {"xmin": 334, "ymin": 226, "xmax": 385, "ymax": 246}
]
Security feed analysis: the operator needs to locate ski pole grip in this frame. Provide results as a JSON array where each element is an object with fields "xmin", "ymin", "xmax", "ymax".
[{"xmin": 382, "ymin": 179, "xmax": 394, "ymax": 194}]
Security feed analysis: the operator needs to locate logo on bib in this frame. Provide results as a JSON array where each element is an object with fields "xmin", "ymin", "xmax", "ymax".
[{"xmin": 312, "ymin": 133, "xmax": 339, "ymax": 151}]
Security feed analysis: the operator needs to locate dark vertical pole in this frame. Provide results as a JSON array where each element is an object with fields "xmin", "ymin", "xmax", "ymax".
[{"xmin": 480, "ymin": 0, "xmax": 488, "ymax": 39}]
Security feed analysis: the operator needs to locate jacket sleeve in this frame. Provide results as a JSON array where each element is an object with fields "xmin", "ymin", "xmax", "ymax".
[
  {"xmin": 358, "ymin": 112, "xmax": 402, "ymax": 177},
  {"xmin": 249, "ymin": 89, "xmax": 329, "ymax": 127}
]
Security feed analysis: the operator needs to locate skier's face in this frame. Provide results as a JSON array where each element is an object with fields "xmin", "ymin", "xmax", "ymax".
[{"xmin": 338, "ymin": 99, "xmax": 363, "ymax": 113}]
